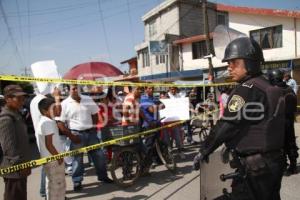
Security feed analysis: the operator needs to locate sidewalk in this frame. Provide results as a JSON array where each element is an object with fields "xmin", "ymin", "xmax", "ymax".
[
  {"xmin": 0, "ymin": 143, "xmax": 200, "ymax": 200},
  {"xmin": 0, "ymin": 123, "xmax": 299, "ymax": 199}
]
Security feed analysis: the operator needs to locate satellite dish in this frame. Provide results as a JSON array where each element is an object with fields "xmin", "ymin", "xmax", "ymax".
[{"xmin": 213, "ymin": 25, "xmax": 247, "ymax": 60}]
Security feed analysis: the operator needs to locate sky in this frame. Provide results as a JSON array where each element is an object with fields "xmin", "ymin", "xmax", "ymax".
[{"xmin": 0, "ymin": 0, "xmax": 299, "ymax": 76}]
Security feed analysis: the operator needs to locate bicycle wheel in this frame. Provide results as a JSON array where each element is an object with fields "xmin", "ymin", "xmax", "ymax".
[
  {"xmin": 155, "ymin": 140, "xmax": 176, "ymax": 172},
  {"xmin": 199, "ymin": 127, "xmax": 209, "ymax": 142},
  {"xmin": 110, "ymin": 147, "xmax": 141, "ymax": 187}
]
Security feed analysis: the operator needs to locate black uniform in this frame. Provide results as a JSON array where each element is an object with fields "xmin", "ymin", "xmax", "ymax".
[
  {"xmin": 201, "ymin": 75, "xmax": 286, "ymax": 200},
  {"xmin": 268, "ymin": 69, "xmax": 299, "ymax": 174},
  {"xmin": 280, "ymin": 82, "xmax": 298, "ymax": 173}
]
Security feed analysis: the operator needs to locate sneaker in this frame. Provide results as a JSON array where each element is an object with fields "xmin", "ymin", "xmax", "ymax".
[
  {"xmin": 99, "ymin": 177, "xmax": 114, "ymax": 184},
  {"xmin": 73, "ymin": 182, "xmax": 82, "ymax": 191},
  {"xmin": 179, "ymin": 152, "xmax": 186, "ymax": 159}
]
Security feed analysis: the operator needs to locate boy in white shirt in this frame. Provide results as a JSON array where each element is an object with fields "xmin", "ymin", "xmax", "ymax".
[{"xmin": 38, "ymin": 98, "xmax": 66, "ymax": 200}]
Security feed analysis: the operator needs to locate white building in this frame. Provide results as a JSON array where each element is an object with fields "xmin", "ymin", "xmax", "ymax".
[
  {"xmin": 173, "ymin": 4, "xmax": 300, "ymax": 82},
  {"xmin": 135, "ymin": 0, "xmax": 222, "ymax": 81}
]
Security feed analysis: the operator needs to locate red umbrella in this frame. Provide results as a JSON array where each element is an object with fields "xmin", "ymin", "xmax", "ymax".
[{"xmin": 63, "ymin": 62, "xmax": 123, "ymax": 80}]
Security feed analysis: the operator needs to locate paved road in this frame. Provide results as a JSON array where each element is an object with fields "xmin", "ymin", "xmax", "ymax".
[
  {"xmin": 1, "ymin": 123, "xmax": 300, "ymax": 200},
  {"xmin": 0, "ymin": 142, "xmax": 200, "ymax": 200}
]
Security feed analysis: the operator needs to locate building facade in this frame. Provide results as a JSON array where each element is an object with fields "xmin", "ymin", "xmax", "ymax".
[
  {"xmin": 173, "ymin": 4, "xmax": 300, "ymax": 83},
  {"xmin": 135, "ymin": 0, "xmax": 221, "ymax": 81}
]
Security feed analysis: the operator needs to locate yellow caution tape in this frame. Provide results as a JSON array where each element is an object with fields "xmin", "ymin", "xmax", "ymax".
[
  {"xmin": 0, "ymin": 120, "xmax": 186, "ymax": 176},
  {"xmin": 0, "ymin": 74, "xmax": 235, "ymax": 88}
]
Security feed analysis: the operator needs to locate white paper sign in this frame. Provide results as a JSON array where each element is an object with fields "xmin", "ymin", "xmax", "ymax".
[
  {"xmin": 159, "ymin": 97, "xmax": 190, "ymax": 122},
  {"xmin": 31, "ymin": 60, "xmax": 61, "ymax": 95}
]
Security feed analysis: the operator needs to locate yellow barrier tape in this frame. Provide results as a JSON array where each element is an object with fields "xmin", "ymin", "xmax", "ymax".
[
  {"xmin": 0, "ymin": 120, "xmax": 186, "ymax": 176},
  {"xmin": 0, "ymin": 74, "xmax": 235, "ymax": 88}
]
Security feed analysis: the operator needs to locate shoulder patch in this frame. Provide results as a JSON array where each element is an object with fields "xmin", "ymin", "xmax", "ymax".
[
  {"xmin": 242, "ymin": 82, "xmax": 253, "ymax": 88},
  {"xmin": 228, "ymin": 95, "xmax": 245, "ymax": 112}
]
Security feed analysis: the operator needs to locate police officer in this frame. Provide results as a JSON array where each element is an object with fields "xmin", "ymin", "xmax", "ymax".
[
  {"xmin": 268, "ymin": 69, "xmax": 299, "ymax": 175},
  {"xmin": 193, "ymin": 37, "xmax": 286, "ymax": 200}
]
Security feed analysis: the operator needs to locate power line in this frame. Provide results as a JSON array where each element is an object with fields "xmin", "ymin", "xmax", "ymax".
[
  {"xmin": 97, "ymin": 0, "xmax": 112, "ymax": 63},
  {"xmin": 8, "ymin": 0, "xmax": 150, "ymax": 31},
  {"xmin": 31, "ymin": 1, "xmax": 152, "ymax": 38},
  {"xmin": 2, "ymin": 0, "xmax": 149, "ymax": 18},
  {"xmin": 15, "ymin": 0, "xmax": 25, "ymax": 62},
  {"xmin": 3, "ymin": 1, "xmax": 93, "ymax": 17},
  {"xmin": 0, "ymin": 34, "xmax": 9, "ymax": 50},
  {"xmin": 126, "ymin": 0, "xmax": 135, "ymax": 47},
  {"xmin": 0, "ymin": 0, "xmax": 25, "ymax": 68},
  {"xmin": 27, "ymin": 0, "xmax": 31, "ymax": 69}
]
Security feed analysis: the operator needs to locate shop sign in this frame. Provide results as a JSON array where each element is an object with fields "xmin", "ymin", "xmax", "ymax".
[{"xmin": 261, "ymin": 60, "xmax": 292, "ymax": 70}]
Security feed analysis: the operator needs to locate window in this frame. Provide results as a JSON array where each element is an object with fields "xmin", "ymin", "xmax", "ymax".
[
  {"xmin": 250, "ymin": 25, "xmax": 283, "ymax": 49},
  {"xmin": 192, "ymin": 40, "xmax": 215, "ymax": 59},
  {"xmin": 156, "ymin": 55, "xmax": 159, "ymax": 65},
  {"xmin": 217, "ymin": 12, "xmax": 228, "ymax": 26},
  {"xmin": 141, "ymin": 48, "xmax": 150, "ymax": 68},
  {"xmin": 149, "ymin": 19, "xmax": 157, "ymax": 37},
  {"xmin": 160, "ymin": 55, "xmax": 165, "ymax": 64}
]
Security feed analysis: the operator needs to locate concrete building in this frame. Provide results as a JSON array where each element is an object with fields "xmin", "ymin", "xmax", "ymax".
[
  {"xmin": 173, "ymin": 4, "xmax": 300, "ymax": 83},
  {"xmin": 135, "ymin": 0, "xmax": 223, "ymax": 82}
]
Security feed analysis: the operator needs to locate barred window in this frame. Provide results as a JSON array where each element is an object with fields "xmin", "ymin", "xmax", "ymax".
[
  {"xmin": 140, "ymin": 48, "xmax": 150, "ymax": 68},
  {"xmin": 192, "ymin": 40, "xmax": 215, "ymax": 59},
  {"xmin": 217, "ymin": 12, "xmax": 228, "ymax": 26},
  {"xmin": 160, "ymin": 55, "xmax": 165, "ymax": 64},
  {"xmin": 250, "ymin": 25, "xmax": 283, "ymax": 49}
]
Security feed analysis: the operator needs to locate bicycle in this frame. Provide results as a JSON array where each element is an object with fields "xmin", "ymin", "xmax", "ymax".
[
  {"xmin": 108, "ymin": 124, "xmax": 176, "ymax": 187},
  {"xmin": 190, "ymin": 115, "xmax": 210, "ymax": 142}
]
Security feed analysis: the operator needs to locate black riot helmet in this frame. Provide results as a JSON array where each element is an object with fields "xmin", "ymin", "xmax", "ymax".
[
  {"xmin": 268, "ymin": 69, "xmax": 284, "ymax": 85},
  {"xmin": 222, "ymin": 37, "xmax": 264, "ymax": 76}
]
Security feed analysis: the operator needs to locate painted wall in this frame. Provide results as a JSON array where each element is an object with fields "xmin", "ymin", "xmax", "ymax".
[
  {"xmin": 144, "ymin": 4, "xmax": 179, "ymax": 42},
  {"xmin": 181, "ymin": 13, "xmax": 300, "ymax": 72},
  {"xmin": 229, "ymin": 13, "xmax": 297, "ymax": 61}
]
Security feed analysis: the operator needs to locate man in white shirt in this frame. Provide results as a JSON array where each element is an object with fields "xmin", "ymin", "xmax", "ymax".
[
  {"xmin": 167, "ymin": 87, "xmax": 185, "ymax": 159},
  {"xmin": 57, "ymin": 84, "xmax": 113, "ymax": 191},
  {"xmin": 284, "ymin": 73, "xmax": 298, "ymax": 94}
]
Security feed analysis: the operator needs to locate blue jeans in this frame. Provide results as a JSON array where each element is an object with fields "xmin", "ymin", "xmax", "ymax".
[
  {"xmin": 186, "ymin": 120, "xmax": 193, "ymax": 143},
  {"xmin": 70, "ymin": 129, "xmax": 108, "ymax": 184},
  {"xmin": 40, "ymin": 167, "xmax": 46, "ymax": 196},
  {"xmin": 162, "ymin": 126, "xmax": 182, "ymax": 149}
]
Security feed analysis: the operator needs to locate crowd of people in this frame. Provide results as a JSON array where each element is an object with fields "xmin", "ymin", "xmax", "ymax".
[
  {"xmin": 0, "ymin": 81, "xmax": 211, "ymax": 200},
  {"xmin": 0, "ymin": 39, "xmax": 299, "ymax": 200}
]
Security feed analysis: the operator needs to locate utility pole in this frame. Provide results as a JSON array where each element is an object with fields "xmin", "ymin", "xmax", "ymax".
[
  {"xmin": 21, "ymin": 66, "xmax": 29, "ymax": 76},
  {"xmin": 202, "ymin": 0, "xmax": 214, "ymax": 82}
]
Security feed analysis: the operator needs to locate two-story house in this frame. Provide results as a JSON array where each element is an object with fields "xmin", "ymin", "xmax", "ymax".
[
  {"xmin": 173, "ymin": 4, "xmax": 300, "ymax": 85},
  {"xmin": 135, "ymin": 0, "xmax": 221, "ymax": 81}
]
